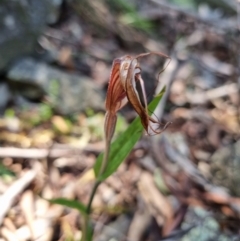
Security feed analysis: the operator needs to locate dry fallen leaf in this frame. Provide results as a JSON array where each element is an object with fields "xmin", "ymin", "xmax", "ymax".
[{"xmin": 138, "ymin": 171, "xmax": 173, "ymax": 236}]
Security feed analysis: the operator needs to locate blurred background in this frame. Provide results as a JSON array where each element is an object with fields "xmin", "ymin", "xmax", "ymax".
[{"xmin": 0, "ymin": 0, "xmax": 240, "ymax": 240}]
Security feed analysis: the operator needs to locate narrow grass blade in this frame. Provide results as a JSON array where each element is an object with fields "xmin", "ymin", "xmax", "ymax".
[{"xmin": 48, "ymin": 198, "xmax": 87, "ymax": 215}]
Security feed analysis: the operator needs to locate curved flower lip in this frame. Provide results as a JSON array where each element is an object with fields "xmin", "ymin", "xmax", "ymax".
[{"xmin": 105, "ymin": 52, "xmax": 171, "ymax": 136}]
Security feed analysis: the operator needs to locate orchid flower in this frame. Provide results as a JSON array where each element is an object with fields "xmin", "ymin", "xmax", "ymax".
[
  {"xmin": 99, "ymin": 52, "xmax": 170, "ymax": 175},
  {"xmin": 83, "ymin": 53, "xmax": 170, "ymax": 240},
  {"xmin": 105, "ymin": 52, "xmax": 169, "ymax": 138}
]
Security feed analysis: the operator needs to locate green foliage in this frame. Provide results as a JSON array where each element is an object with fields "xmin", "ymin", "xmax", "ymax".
[
  {"xmin": 85, "ymin": 108, "xmax": 95, "ymax": 117},
  {"xmin": 4, "ymin": 108, "xmax": 15, "ymax": 118},
  {"xmin": 169, "ymin": 0, "xmax": 196, "ymax": 9},
  {"xmin": 115, "ymin": 114, "xmax": 128, "ymax": 135},
  {"xmin": 0, "ymin": 163, "xmax": 15, "ymax": 181},
  {"xmin": 84, "ymin": 113, "xmax": 104, "ymax": 141},
  {"xmin": 39, "ymin": 103, "xmax": 53, "ymax": 122},
  {"xmin": 107, "ymin": 0, "xmax": 134, "ymax": 13},
  {"xmin": 25, "ymin": 103, "xmax": 53, "ymax": 126},
  {"xmin": 94, "ymin": 88, "xmax": 166, "ymax": 180},
  {"xmin": 107, "ymin": 0, "xmax": 153, "ymax": 32},
  {"xmin": 0, "ymin": 164, "xmax": 15, "ymax": 177},
  {"xmin": 49, "ymin": 79, "xmax": 60, "ymax": 103},
  {"xmin": 154, "ymin": 168, "xmax": 169, "ymax": 195},
  {"xmin": 48, "ymin": 198, "xmax": 87, "ymax": 215},
  {"xmin": 120, "ymin": 12, "xmax": 153, "ymax": 31},
  {"xmin": 26, "ymin": 79, "xmax": 58, "ymax": 126},
  {"xmin": 86, "ymin": 225, "xmax": 93, "ymax": 241}
]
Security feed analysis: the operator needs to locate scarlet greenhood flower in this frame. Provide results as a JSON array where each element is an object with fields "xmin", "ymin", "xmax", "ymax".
[
  {"xmin": 83, "ymin": 53, "xmax": 170, "ymax": 241},
  {"xmin": 92, "ymin": 52, "xmax": 171, "ymax": 220},
  {"xmin": 105, "ymin": 52, "xmax": 170, "ymax": 140}
]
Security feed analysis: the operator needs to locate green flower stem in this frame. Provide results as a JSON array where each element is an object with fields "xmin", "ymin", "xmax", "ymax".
[
  {"xmin": 82, "ymin": 115, "xmax": 116, "ymax": 241},
  {"xmin": 81, "ymin": 181, "xmax": 100, "ymax": 241}
]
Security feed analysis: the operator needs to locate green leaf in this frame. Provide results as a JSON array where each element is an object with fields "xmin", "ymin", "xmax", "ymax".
[
  {"xmin": 94, "ymin": 87, "xmax": 166, "ymax": 180},
  {"xmin": 0, "ymin": 164, "xmax": 15, "ymax": 177},
  {"xmin": 86, "ymin": 224, "xmax": 93, "ymax": 241},
  {"xmin": 48, "ymin": 198, "xmax": 87, "ymax": 215}
]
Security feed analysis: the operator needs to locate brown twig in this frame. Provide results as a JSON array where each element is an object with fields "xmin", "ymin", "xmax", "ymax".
[
  {"xmin": 0, "ymin": 170, "xmax": 36, "ymax": 225},
  {"xmin": 0, "ymin": 145, "xmax": 103, "ymax": 159}
]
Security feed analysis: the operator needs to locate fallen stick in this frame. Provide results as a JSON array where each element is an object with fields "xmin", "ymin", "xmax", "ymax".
[
  {"xmin": 0, "ymin": 170, "xmax": 36, "ymax": 225},
  {"xmin": 0, "ymin": 144, "xmax": 103, "ymax": 159},
  {"xmin": 186, "ymin": 83, "xmax": 238, "ymax": 104},
  {"xmin": 0, "ymin": 147, "xmax": 74, "ymax": 159},
  {"xmin": 154, "ymin": 56, "xmax": 182, "ymax": 120}
]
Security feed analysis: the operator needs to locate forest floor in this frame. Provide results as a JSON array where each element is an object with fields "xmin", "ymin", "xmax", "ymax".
[{"xmin": 0, "ymin": 0, "xmax": 240, "ymax": 240}]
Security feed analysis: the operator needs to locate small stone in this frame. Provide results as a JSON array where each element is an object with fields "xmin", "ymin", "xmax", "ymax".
[{"xmin": 7, "ymin": 58, "xmax": 104, "ymax": 114}]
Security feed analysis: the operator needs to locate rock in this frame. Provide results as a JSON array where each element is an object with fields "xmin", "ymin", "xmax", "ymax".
[
  {"xmin": 7, "ymin": 58, "xmax": 104, "ymax": 115},
  {"xmin": 94, "ymin": 214, "xmax": 132, "ymax": 241},
  {"xmin": 179, "ymin": 207, "xmax": 232, "ymax": 241},
  {"xmin": 0, "ymin": 0, "xmax": 62, "ymax": 71},
  {"xmin": 47, "ymin": 0, "xmax": 63, "ymax": 24},
  {"xmin": 0, "ymin": 83, "xmax": 10, "ymax": 114},
  {"xmin": 210, "ymin": 140, "xmax": 240, "ymax": 196}
]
